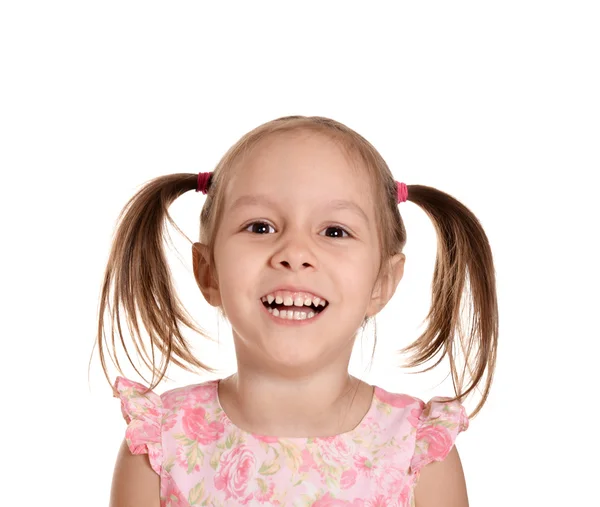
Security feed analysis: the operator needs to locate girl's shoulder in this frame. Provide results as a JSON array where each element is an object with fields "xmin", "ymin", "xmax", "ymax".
[
  {"xmin": 373, "ymin": 384, "xmax": 469, "ymax": 427},
  {"xmin": 112, "ymin": 376, "xmax": 222, "ymax": 478},
  {"xmin": 371, "ymin": 384, "xmax": 469, "ymax": 474},
  {"xmin": 113, "ymin": 375, "xmax": 220, "ymax": 413}
]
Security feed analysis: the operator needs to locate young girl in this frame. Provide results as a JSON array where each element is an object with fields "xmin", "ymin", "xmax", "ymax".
[{"xmin": 99, "ymin": 115, "xmax": 498, "ymax": 507}]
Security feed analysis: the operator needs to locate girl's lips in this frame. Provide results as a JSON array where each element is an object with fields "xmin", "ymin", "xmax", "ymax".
[{"xmin": 260, "ymin": 300, "xmax": 328, "ymax": 326}]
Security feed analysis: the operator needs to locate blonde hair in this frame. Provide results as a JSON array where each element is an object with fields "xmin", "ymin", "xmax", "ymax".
[{"xmin": 96, "ymin": 115, "xmax": 498, "ymax": 417}]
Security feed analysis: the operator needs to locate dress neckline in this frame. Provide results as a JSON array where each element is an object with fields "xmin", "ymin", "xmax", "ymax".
[{"xmin": 213, "ymin": 379, "xmax": 380, "ymax": 442}]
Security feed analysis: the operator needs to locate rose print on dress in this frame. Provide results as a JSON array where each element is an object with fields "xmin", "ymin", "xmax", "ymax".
[
  {"xmin": 162, "ymin": 473, "xmax": 188, "ymax": 507},
  {"xmin": 340, "ymin": 468, "xmax": 357, "ymax": 489},
  {"xmin": 409, "ymin": 397, "xmax": 469, "ymax": 475},
  {"xmin": 254, "ymin": 477, "xmax": 278, "ymax": 504},
  {"xmin": 181, "ymin": 406, "xmax": 224, "ymax": 444},
  {"xmin": 114, "ymin": 377, "xmax": 468, "ymax": 507},
  {"xmin": 354, "ymin": 455, "xmax": 377, "ymax": 478},
  {"xmin": 214, "ymin": 445, "xmax": 257, "ymax": 504}
]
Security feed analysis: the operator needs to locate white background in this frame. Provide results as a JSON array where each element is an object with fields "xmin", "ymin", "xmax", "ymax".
[{"xmin": 1, "ymin": 1, "xmax": 598, "ymax": 505}]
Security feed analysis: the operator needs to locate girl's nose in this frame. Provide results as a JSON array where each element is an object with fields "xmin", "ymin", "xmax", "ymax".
[{"xmin": 269, "ymin": 235, "xmax": 318, "ymax": 272}]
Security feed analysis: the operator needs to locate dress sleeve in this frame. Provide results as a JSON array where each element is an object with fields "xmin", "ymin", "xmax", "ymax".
[
  {"xmin": 113, "ymin": 376, "xmax": 163, "ymax": 476},
  {"xmin": 409, "ymin": 396, "xmax": 469, "ymax": 475}
]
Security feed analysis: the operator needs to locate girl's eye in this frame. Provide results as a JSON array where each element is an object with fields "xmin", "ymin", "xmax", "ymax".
[
  {"xmin": 246, "ymin": 222, "xmax": 275, "ymax": 235},
  {"xmin": 244, "ymin": 222, "xmax": 351, "ymax": 238}
]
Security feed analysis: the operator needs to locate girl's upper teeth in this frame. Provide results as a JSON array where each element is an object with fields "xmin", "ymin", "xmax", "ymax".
[{"xmin": 261, "ymin": 291, "xmax": 327, "ymax": 307}]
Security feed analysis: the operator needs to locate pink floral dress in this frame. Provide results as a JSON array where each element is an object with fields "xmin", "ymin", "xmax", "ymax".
[{"xmin": 114, "ymin": 376, "xmax": 468, "ymax": 507}]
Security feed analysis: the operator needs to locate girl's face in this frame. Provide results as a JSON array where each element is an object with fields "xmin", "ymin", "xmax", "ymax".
[{"xmin": 194, "ymin": 130, "xmax": 404, "ymax": 375}]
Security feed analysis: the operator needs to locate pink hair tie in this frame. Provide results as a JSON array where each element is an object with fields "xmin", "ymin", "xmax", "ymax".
[
  {"xmin": 196, "ymin": 171, "xmax": 408, "ymax": 203},
  {"xmin": 396, "ymin": 181, "xmax": 408, "ymax": 203},
  {"xmin": 196, "ymin": 172, "xmax": 212, "ymax": 194}
]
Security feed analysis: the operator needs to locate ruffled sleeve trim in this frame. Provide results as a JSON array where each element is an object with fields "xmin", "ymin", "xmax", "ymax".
[
  {"xmin": 113, "ymin": 376, "xmax": 163, "ymax": 476},
  {"xmin": 409, "ymin": 396, "xmax": 469, "ymax": 475}
]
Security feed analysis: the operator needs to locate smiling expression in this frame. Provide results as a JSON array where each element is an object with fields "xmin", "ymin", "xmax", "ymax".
[{"xmin": 194, "ymin": 129, "xmax": 404, "ymax": 375}]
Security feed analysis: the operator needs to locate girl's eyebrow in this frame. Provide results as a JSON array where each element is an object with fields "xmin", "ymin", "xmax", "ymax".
[{"xmin": 229, "ymin": 194, "xmax": 370, "ymax": 224}]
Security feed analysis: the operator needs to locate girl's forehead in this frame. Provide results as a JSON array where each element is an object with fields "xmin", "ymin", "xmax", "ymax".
[
  {"xmin": 224, "ymin": 178, "xmax": 374, "ymax": 223},
  {"xmin": 217, "ymin": 130, "xmax": 379, "ymax": 238},
  {"xmin": 227, "ymin": 132, "xmax": 372, "ymax": 200}
]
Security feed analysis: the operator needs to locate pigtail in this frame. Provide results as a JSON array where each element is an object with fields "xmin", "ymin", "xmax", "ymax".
[
  {"xmin": 400, "ymin": 185, "xmax": 498, "ymax": 418},
  {"xmin": 97, "ymin": 173, "xmax": 216, "ymax": 390}
]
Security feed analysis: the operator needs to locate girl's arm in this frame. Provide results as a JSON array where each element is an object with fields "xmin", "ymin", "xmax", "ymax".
[
  {"xmin": 413, "ymin": 446, "xmax": 469, "ymax": 507},
  {"xmin": 109, "ymin": 439, "xmax": 161, "ymax": 507}
]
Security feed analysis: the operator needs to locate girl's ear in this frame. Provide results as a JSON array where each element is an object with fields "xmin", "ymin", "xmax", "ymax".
[
  {"xmin": 366, "ymin": 253, "xmax": 405, "ymax": 318},
  {"xmin": 192, "ymin": 242, "xmax": 222, "ymax": 307}
]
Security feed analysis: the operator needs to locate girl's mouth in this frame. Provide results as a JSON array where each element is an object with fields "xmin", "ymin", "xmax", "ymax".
[{"xmin": 260, "ymin": 298, "xmax": 329, "ymax": 324}]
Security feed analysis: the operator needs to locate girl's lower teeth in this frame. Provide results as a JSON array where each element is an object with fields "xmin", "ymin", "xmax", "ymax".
[{"xmin": 268, "ymin": 307, "xmax": 318, "ymax": 320}]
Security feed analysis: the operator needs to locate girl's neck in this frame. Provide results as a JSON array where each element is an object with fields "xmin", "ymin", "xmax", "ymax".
[{"xmin": 217, "ymin": 369, "xmax": 374, "ymax": 438}]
